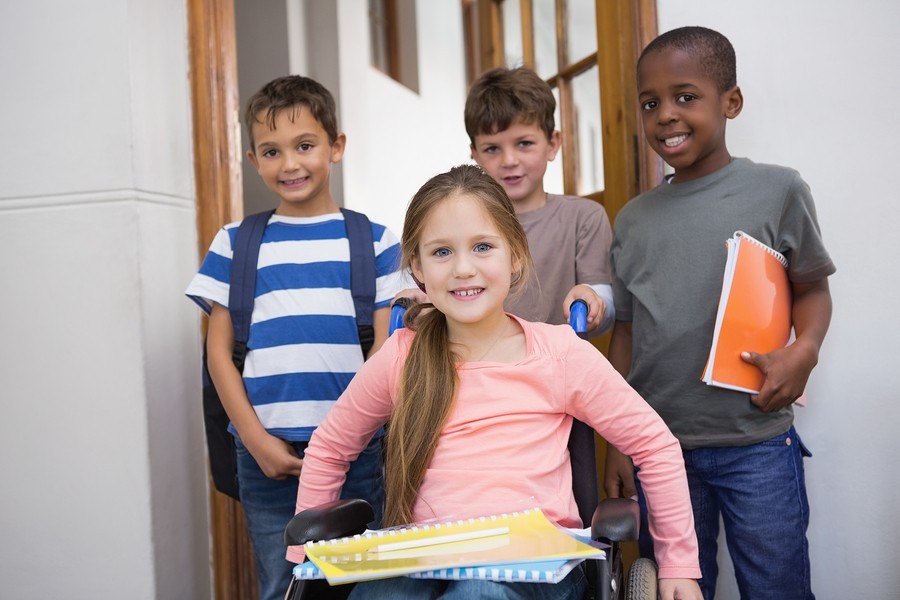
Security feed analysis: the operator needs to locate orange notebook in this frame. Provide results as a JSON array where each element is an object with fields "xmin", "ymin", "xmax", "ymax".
[{"xmin": 701, "ymin": 231, "xmax": 792, "ymax": 394}]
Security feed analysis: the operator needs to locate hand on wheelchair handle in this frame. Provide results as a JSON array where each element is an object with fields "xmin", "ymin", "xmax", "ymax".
[{"xmin": 569, "ymin": 299, "xmax": 588, "ymax": 334}]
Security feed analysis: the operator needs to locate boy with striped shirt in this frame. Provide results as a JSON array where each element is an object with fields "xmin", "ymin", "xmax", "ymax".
[{"xmin": 186, "ymin": 75, "xmax": 402, "ymax": 600}]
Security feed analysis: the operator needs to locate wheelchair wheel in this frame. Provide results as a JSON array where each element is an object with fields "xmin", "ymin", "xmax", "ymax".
[{"xmin": 624, "ymin": 558, "xmax": 658, "ymax": 600}]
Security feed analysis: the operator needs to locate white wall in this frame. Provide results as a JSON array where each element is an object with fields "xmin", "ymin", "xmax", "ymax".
[
  {"xmin": 334, "ymin": 0, "xmax": 473, "ymax": 237},
  {"xmin": 657, "ymin": 1, "xmax": 900, "ymax": 597},
  {"xmin": 0, "ymin": 1, "xmax": 210, "ymax": 598}
]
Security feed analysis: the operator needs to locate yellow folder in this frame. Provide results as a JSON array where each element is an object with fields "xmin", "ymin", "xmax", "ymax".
[{"xmin": 304, "ymin": 508, "xmax": 604, "ymax": 584}]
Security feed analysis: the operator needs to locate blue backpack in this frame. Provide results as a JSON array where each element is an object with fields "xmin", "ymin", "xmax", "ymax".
[{"xmin": 201, "ymin": 208, "xmax": 376, "ymax": 500}]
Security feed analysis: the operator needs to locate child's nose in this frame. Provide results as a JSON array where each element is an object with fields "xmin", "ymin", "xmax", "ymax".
[
  {"xmin": 282, "ymin": 152, "xmax": 301, "ymax": 171},
  {"xmin": 658, "ymin": 101, "xmax": 679, "ymax": 124},
  {"xmin": 452, "ymin": 254, "xmax": 476, "ymax": 277},
  {"xmin": 500, "ymin": 149, "xmax": 518, "ymax": 167}
]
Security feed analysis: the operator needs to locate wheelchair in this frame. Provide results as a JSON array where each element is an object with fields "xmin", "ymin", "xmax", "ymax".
[{"xmin": 283, "ymin": 300, "xmax": 659, "ymax": 599}]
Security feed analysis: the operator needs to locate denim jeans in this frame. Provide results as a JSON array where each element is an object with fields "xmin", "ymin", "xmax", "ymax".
[
  {"xmin": 347, "ymin": 565, "xmax": 586, "ymax": 599},
  {"xmin": 635, "ymin": 426, "xmax": 814, "ymax": 600},
  {"xmin": 235, "ymin": 435, "xmax": 384, "ymax": 600}
]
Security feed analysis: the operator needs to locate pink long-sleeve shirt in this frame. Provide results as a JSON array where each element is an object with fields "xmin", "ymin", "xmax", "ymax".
[{"xmin": 288, "ymin": 316, "xmax": 700, "ymax": 579}]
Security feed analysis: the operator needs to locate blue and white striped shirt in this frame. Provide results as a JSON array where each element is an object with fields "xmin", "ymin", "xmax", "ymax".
[{"xmin": 186, "ymin": 212, "xmax": 403, "ymax": 441}]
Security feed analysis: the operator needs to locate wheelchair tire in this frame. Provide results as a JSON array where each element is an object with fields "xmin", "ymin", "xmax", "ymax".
[{"xmin": 624, "ymin": 558, "xmax": 658, "ymax": 600}]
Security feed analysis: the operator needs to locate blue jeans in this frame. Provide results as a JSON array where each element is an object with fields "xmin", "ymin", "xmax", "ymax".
[
  {"xmin": 347, "ymin": 565, "xmax": 586, "ymax": 599},
  {"xmin": 235, "ymin": 435, "xmax": 384, "ymax": 600},
  {"xmin": 635, "ymin": 426, "xmax": 814, "ymax": 600}
]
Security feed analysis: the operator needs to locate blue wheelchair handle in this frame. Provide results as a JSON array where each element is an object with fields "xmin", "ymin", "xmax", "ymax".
[
  {"xmin": 389, "ymin": 297, "xmax": 413, "ymax": 335},
  {"xmin": 570, "ymin": 299, "xmax": 588, "ymax": 334}
]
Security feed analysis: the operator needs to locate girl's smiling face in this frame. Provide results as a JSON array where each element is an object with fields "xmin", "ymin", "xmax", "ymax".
[{"xmin": 411, "ymin": 192, "xmax": 518, "ymax": 334}]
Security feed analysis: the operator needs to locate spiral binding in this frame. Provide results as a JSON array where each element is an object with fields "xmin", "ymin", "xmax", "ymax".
[{"xmin": 733, "ymin": 231, "xmax": 788, "ymax": 269}]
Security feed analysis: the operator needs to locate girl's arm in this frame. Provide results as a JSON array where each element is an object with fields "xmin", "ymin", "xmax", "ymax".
[
  {"xmin": 740, "ymin": 277, "xmax": 832, "ymax": 412},
  {"xmin": 566, "ymin": 334, "xmax": 700, "ymax": 581},
  {"xmin": 207, "ymin": 303, "xmax": 304, "ymax": 479},
  {"xmin": 287, "ymin": 333, "xmax": 402, "ymax": 561}
]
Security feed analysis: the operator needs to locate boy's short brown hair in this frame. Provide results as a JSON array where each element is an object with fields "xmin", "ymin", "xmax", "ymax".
[
  {"xmin": 464, "ymin": 67, "xmax": 556, "ymax": 144},
  {"xmin": 244, "ymin": 75, "xmax": 339, "ymax": 151}
]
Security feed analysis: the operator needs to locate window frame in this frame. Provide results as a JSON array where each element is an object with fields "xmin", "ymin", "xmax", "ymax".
[{"xmin": 369, "ymin": 0, "xmax": 401, "ymax": 81}]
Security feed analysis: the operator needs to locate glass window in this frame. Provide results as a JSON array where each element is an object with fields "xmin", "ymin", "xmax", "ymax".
[
  {"xmin": 369, "ymin": 0, "xmax": 392, "ymax": 74},
  {"xmin": 571, "ymin": 64, "xmax": 603, "ymax": 194},
  {"xmin": 533, "ymin": 0, "xmax": 558, "ymax": 78},
  {"xmin": 501, "ymin": 0, "xmax": 524, "ymax": 67},
  {"xmin": 565, "ymin": 0, "xmax": 597, "ymax": 64},
  {"xmin": 368, "ymin": 0, "xmax": 419, "ymax": 92},
  {"xmin": 544, "ymin": 86, "xmax": 564, "ymax": 194}
]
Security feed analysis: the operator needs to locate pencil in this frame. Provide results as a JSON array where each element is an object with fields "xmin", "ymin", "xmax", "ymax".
[{"xmin": 366, "ymin": 526, "xmax": 510, "ymax": 554}]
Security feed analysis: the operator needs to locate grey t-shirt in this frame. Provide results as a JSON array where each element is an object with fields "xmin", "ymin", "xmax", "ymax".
[
  {"xmin": 506, "ymin": 194, "xmax": 613, "ymax": 325},
  {"xmin": 611, "ymin": 158, "xmax": 835, "ymax": 448}
]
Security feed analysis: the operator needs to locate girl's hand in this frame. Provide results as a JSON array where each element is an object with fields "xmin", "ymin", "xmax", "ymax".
[
  {"xmin": 659, "ymin": 578, "xmax": 703, "ymax": 600},
  {"xmin": 563, "ymin": 284, "xmax": 606, "ymax": 332},
  {"xmin": 245, "ymin": 432, "xmax": 304, "ymax": 480}
]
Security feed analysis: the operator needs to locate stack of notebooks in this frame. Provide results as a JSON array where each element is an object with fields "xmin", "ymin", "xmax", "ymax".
[
  {"xmin": 701, "ymin": 231, "xmax": 792, "ymax": 394},
  {"xmin": 293, "ymin": 508, "xmax": 604, "ymax": 585}
]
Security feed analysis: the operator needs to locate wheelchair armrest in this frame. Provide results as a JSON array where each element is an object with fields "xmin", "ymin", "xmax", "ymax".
[
  {"xmin": 284, "ymin": 499, "xmax": 375, "ymax": 546},
  {"xmin": 591, "ymin": 497, "xmax": 640, "ymax": 543}
]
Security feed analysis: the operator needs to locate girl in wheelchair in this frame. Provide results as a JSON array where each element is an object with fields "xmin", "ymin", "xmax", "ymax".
[{"xmin": 287, "ymin": 165, "xmax": 702, "ymax": 599}]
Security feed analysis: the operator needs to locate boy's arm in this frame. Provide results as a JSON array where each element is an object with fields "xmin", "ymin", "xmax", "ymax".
[
  {"xmin": 741, "ymin": 278, "xmax": 832, "ymax": 412},
  {"xmin": 366, "ymin": 306, "xmax": 392, "ymax": 359},
  {"xmin": 603, "ymin": 320, "xmax": 638, "ymax": 499},
  {"xmin": 207, "ymin": 303, "xmax": 304, "ymax": 479},
  {"xmin": 568, "ymin": 204, "xmax": 615, "ymax": 334}
]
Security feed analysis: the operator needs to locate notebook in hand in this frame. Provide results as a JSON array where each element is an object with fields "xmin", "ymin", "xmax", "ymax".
[
  {"xmin": 701, "ymin": 231, "xmax": 792, "ymax": 394},
  {"xmin": 303, "ymin": 508, "xmax": 604, "ymax": 584}
]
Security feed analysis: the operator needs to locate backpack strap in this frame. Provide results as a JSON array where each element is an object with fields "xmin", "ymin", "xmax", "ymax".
[
  {"xmin": 228, "ymin": 209, "xmax": 275, "ymax": 372},
  {"xmin": 341, "ymin": 208, "xmax": 376, "ymax": 357}
]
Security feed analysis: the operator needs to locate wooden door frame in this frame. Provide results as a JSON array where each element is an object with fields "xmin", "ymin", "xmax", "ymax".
[{"xmin": 187, "ymin": 0, "xmax": 258, "ymax": 597}]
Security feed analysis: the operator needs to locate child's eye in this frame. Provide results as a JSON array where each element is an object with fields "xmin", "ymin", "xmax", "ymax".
[
  {"xmin": 518, "ymin": 140, "xmax": 534, "ymax": 148},
  {"xmin": 262, "ymin": 148, "xmax": 278, "ymax": 158},
  {"xmin": 677, "ymin": 94, "xmax": 696, "ymax": 103},
  {"xmin": 432, "ymin": 248, "xmax": 451, "ymax": 258},
  {"xmin": 482, "ymin": 146, "xmax": 499, "ymax": 154},
  {"xmin": 474, "ymin": 242, "xmax": 493, "ymax": 253},
  {"xmin": 641, "ymin": 100, "xmax": 658, "ymax": 111},
  {"xmin": 298, "ymin": 143, "xmax": 314, "ymax": 151}
]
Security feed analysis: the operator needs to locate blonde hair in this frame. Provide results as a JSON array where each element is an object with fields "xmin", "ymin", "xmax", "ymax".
[{"xmin": 383, "ymin": 164, "xmax": 532, "ymax": 527}]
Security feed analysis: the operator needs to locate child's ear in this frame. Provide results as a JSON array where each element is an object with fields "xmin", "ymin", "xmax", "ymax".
[
  {"xmin": 247, "ymin": 149, "xmax": 260, "ymax": 172},
  {"xmin": 511, "ymin": 254, "xmax": 525, "ymax": 282},
  {"xmin": 724, "ymin": 86, "xmax": 744, "ymax": 119},
  {"xmin": 330, "ymin": 133, "xmax": 347, "ymax": 163},
  {"xmin": 410, "ymin": 255, "xmax": 424, "ymax": 285},
  {"xmin": 547, "ymin": 130, "xmax": 561, "ymax": 161}
]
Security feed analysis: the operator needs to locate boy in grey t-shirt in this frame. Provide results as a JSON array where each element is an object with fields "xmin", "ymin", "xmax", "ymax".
[{"xmin": 606, "ymin": 27, "xmax": 834, "ymax": 599}]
